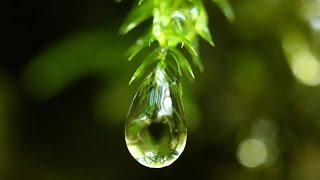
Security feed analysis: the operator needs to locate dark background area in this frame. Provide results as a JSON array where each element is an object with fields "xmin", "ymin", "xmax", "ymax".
[{"xmin": 2, "ymin": 0, "xmax": 320, "ymax": 179}]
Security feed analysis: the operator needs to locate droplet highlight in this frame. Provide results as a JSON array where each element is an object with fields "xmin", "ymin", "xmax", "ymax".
[{"xmin": 125, "ymin": 66, "xmax": 187, "ymax": 168}]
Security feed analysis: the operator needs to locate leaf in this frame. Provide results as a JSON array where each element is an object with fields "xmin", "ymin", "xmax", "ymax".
[
  {"xmin": 170, "ymin": 49, "xmax": 195, "ymax": 79},
  {"xmin": 184, "ymin": 38, "xmax": 204, "ymax": 72},
  {"xmin": 169, "ymin": 51, "xmax": 182, "ymax": 76},
  {"xmin": 129, "ymin": 48, "xmax": 161, "ymax": 84},
  {"xmin": 190, "ymin": 0, "xmax": 203, "ymax": 15},
  {"xmin": 120, "ymin": 0, "xmax": 153, "ymax": 34},
  {"xmin": 211, "ymin": 0, "xmax": 235, "ymax": 22},
  {"xmin": 194, "ymin": 2, "xmax": 215, "ymax": 46},
  {"xmin": 183, "ymin": 38, "xmax": 198, "ymax": 57},
  {"xmin": 127, "ymin": 32, "xmax": 154, "ymax": 61},
  {"xmin": 21, "ymin": 30, "xmax": 128, "ymax": 100},
  {"xmin": 138, "ymin": 0, "xmax": 145, "ymax": 5},
  {"xmin": 195, "ymin": 24, "xmax": 214, "ymax": 46}
]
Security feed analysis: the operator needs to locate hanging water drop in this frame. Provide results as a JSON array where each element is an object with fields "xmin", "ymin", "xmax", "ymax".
[{"xmin": 125, "ymin": 66, "xmax": 187, "ymax": 168}]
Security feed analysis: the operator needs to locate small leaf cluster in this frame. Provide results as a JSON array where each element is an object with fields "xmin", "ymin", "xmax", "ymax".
[{"xmin": 121, "ymin": 0, "xmax": 234, "ymax": 84}]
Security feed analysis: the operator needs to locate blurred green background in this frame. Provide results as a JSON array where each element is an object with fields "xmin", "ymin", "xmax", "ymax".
[{"xmin": 2, "ymin": 0, "xmax": 320, "ymax": 179}]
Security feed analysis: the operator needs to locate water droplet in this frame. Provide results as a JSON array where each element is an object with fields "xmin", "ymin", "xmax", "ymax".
[{"xmin": 125, "ymin": 66, "xmax": 187, "ymax": 168}]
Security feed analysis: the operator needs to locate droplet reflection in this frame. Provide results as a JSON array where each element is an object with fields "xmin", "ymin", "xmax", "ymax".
[{"xmin": 125, "ymin": 66, "xmax": 187, "ymax": 168}]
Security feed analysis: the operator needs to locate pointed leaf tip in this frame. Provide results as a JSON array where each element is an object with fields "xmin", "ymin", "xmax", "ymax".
[
  {"xmin": 129, "ymin": 48, "xmax": 160, "ymax": 84},
  {"xmin": 184, "ymin": 39, "xmax": 204, "ymax": 72},
  {"xmin": 170, "ymin": 49, "xmax": 195, "ymax": 80},
  {"xmin": 120, "ymin": 1, "xmax": 152, "ymax": 34},
  {"xmin": 127, "ymin": 33, "xmax": 154, "ymax": 61},
  {"xmin": 212, "ymin": 0, "xmax": 235, "ymax": 22},
  {"xmin": 138, "ymin": 0, "xmax": 144, "ymax": 5},
  {"xmin": 196, "ymin": 25, "xmax": 215, "ymax": 47}
]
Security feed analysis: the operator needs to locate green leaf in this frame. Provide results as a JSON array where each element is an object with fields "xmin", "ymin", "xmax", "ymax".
[
  {"xmin": 169, "ymin": 52, "xmax": 182, "ymax": 76},
  {"xmin": 211, "ymin": 0, "xmax": 235, "ymax": 22},
  {"xmin": 192, "ymin": 0, "xmax": 214, "ymax": 46},
  {"xmin": 190, "ymin": 0, "xmax": 203, "ymax": 14},
  {"xmin": 138, "ymin": 0, "xmax": 145, "ymax": 5},
  {"xmin": 127, "ymin": 32, "xmax": 154, "ymax": 61},
  {"xmin": 184, "ymin": 39, "xmax": 204, "ymax": 72},
  {"xmin": 195, "ymin": 24, "xmax": 214, "ymax": 46},
  {"xmin": 194, "ymin": 2, "xmax": 214, "ymax": 46},
  {"xmin": 22, "ymin": 30, "xmax": 128, "ymax": 100},
  {"xmin": 170, "ymin": 49, "xmax": 195, "ymax": 79},
  {"xmin": 120, "ymin": 0, "xmax": 153, "ymax": 34},
  {"xmin": 183, "ymin": 38, "xmax": 198, "ymax": 57},
  {"xmin": 129, "ymin": 48, "xmax": 161, "ymax": 84}
]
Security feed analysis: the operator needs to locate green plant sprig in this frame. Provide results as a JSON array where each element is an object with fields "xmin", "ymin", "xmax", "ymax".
[{"xmin": 121, "ymin": 0, "xmax": 234, "ymax": 84}]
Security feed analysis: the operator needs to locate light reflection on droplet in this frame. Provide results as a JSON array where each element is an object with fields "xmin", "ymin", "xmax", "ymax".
[
  {"xmin": 237, "ymin": 138, "xmax": 268, "ymax": 168},
  {"xmin": 163, "ymin": 97, "xmax": 172, "ymax": 110}
]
